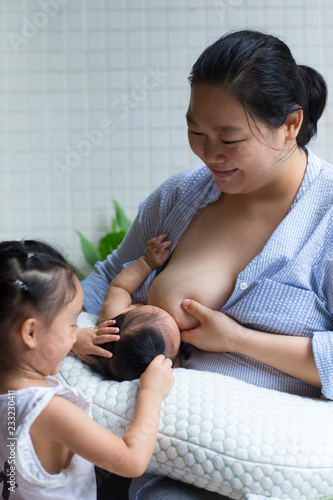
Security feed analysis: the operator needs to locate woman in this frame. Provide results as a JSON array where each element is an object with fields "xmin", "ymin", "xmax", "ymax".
[{"xmin": 82, "ymin": 30, "xmax": 332, "ymax": 498}]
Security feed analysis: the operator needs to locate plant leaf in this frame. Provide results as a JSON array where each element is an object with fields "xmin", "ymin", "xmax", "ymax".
[
  {"xmin": 72, "ymin": 264, "xmax": 87, "ymax": 281},
  {"xmin": 76, "ymin": 231, "xmax": 102, "ymax": 267},
  {"xmin": 99, "ymin": 231, "xmax": 126, "ymax": 260},
  {"xmin": 112, "ymin": 199, "xmax": 131, "ymax": 233}
]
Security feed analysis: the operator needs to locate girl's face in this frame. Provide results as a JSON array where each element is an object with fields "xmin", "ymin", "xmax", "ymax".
[
  {"xmin": 37, "ymin": 276, "xmax": 83, "ymax": 376},
  {"xmin": 187, "ymin": 84, "xmax": 291, "ymax": 195}
]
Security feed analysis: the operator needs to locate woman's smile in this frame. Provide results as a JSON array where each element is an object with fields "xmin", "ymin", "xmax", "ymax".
[{"xmin": 212, "ymin": 167, "xmax": 239, "ymax": 179}]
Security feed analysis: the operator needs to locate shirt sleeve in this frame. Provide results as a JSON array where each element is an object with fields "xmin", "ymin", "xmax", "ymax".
[
  {"xmin": 81, "ymin": 213, "xmax": 145, "ymax": 315},
  {"xmin": 81, "ymin": 172, "xmax": 181, "ymax": 315},
  {"xmin": 312, "ymin": 332, "xmax": 333, "ymax": 399},
  {"xmin": 312, "ymin": 257, "xmax": 333, "ymax": 400}
]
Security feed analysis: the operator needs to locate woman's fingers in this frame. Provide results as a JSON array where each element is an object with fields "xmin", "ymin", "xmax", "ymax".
[
  {"xmin": 182, "ymin": 298, "xmax": 209, "ymax": 321},
  {"xmin": 180, "ymin": 327, "xmax": 202, "ymax": 346}
]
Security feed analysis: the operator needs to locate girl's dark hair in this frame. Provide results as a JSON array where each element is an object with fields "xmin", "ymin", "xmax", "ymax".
[
  {"xmin": 90, "ymin": 311, "xmax": 166, "ymax": 381},
  {"xmin": 188, "ymin": 30, "xmax": 327, "ymax": 147},
  {"xmin": 0, "ymin": 240, "xmax": 77, "ymax": 372}
]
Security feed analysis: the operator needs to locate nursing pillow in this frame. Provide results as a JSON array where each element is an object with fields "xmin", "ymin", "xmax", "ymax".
[{"xmin": 56, "ymin": 312, "xmax": 333, "ymax": 499}]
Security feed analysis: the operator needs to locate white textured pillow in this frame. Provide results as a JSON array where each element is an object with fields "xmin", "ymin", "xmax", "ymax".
[{"xmin": 57, "ymin": 312, "xmax": 333, "ymax": 499}]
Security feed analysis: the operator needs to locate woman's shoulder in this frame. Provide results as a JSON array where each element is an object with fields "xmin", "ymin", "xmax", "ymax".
[
  {"xmin": 308, "ymin": 148, "xmax": 333, "ymax": 181},
  {"xmin": 160, "ymin": 164, "xmax": 212, "ymax": 190},
  {"xmin": 139, "ymin": 164, "xmax": 215, "ymax": 210}
]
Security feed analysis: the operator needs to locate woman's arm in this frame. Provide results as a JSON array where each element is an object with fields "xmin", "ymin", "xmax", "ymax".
[
  {"xmin": 181, "ymin": 299, "xmax": 322, "ymax": 389},
  {"xmin": 32, "ymin": 355, "xmax": 174, "ymax": 477}
]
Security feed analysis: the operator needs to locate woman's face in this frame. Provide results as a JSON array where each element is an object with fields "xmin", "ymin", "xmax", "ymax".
[{"xmin": 187, "ymin": 84, "xmax": 291, "ymax": 195}]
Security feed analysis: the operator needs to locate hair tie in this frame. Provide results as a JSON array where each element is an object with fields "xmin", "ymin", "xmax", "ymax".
[
  {"xmin": 27, "ymin": 253, "xmax": 34, "ymax": 258},
  {"xmin": 15, "ymin": 279, "xmax": 28, "ymax": 291}
]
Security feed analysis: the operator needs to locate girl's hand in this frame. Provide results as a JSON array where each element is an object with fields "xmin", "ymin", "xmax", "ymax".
[
  {"xmin": 140, "ymin": 354, "xmax": 175, "ymax": 399},
  {"xmin": 143, "ymin": 233, "xmax": 171, "ymax": 270},
  {"xmin": 181, "ymin": 299, "xmax": 244, "ymax": 352},
  {"xmin": 72, "ymin": 320, "xmax": 120, "ymax": 364}
]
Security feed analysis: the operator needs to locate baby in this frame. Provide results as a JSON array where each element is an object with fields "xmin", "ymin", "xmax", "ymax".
[{"xmin": 74, "ymin": 234, "xmax": 181, "ymax": 381}]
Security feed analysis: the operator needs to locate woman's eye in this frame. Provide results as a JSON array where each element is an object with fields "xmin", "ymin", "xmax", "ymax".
[
  {"xmin": 222, "ymin": 140, "xmax": 240, "ymax": 145},
  {"xmin": 189, "ymin": 129, "xmax": 204, "ymax": 136}
]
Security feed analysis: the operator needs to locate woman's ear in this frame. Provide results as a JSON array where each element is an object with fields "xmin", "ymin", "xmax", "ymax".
[
  {"xmin": 284, "ymin": 109, "xmax": 303, "ymax": 140},
  {"xmin": 21, "ymin": 318, "xmax": 38, "ymax": 349}
]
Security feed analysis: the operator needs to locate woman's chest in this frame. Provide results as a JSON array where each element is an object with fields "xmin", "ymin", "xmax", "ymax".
[{"xmin": 148, "ymin": 201, "xmax": 284, "ymax": 327}]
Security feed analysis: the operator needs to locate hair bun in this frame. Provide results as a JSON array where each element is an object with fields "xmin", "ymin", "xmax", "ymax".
[{"xmin": 297, "ymin": 64, "xmax": 327, "ymax": 146}]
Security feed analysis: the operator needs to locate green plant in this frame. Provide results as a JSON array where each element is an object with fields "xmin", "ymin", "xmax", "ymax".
[{"xmin": 76, "ymin": 199, "xmax": 131, "ymax": 279}]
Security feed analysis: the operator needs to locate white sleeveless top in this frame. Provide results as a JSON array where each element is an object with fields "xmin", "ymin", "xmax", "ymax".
[{"xmin": 0, "ymin": 378, "xmax": 96, "ymax": 499}]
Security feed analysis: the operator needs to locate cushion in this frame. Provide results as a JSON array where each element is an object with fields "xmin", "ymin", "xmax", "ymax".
[{"xmin": 56, "ymin": 312, "xmax": 333, "ymax": 499}]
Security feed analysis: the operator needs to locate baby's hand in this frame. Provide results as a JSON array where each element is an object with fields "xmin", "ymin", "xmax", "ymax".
[
  {"xmin": 72, "ymin": 320, "xmax": 120, "ymax": 365},
  {"xmin": 143, "ymin": 233, "xmax": 171, "ymax": 270},
  {"xmin": 140, "ymin": 354, "xmax": 175, "ymax": 399}
]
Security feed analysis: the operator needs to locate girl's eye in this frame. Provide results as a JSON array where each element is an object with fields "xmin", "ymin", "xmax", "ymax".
[{"xmin": 222, "ymin": 140, "xmax": 241, "ymax": 145}]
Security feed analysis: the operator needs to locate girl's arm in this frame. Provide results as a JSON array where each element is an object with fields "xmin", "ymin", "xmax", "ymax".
[
  {"xmin": 181, "ymin": 299, "xmax": 321, "ymax": 388},
  {"xmin": 31, "ymin": 355, "xmax": 174, "ymax": 477},
  {"xmin": 99, "ymin": 234, "xmax": 170, "ymax": 322}
]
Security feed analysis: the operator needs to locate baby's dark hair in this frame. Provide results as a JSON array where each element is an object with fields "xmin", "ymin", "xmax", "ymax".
[
  {"xmin": 189, "ymin": 30, "xmax": 327, "ymax": 147},
  {"xmin": 0, "ymin": 240, "xmax": 77, "ymax": 373},
  {"xmin": 91, "ymin": 309, "xmax": 167, "ymax": 381}
]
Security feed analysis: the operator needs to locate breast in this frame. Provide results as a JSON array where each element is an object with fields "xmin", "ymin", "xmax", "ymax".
[
  {"xmin": 148, "ymin": 254, "xmax": 237, "ymax": 331},
  {"xmin": 147, "ymin": 191, "xmax": 289, "ymax": 331}
]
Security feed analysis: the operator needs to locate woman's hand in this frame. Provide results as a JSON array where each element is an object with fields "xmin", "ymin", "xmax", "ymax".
[
  {"xmin": 181, "ymin": 299, "xmax": 321, "ymax": 388},
  {"xmin": 72, "ymin": 320, "xmax": 120, "ymax": 365},
  {"xmin": 181, "ymin": 299, "xmax": 244, "ymax": 352}
]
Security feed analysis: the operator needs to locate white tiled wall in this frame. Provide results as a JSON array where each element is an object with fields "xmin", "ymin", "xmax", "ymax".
[{"xmin": 1, "ymin": 0, "xmax": 333, "ymax": 272}]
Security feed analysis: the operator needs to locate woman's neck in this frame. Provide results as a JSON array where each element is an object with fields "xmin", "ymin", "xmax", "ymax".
[{"xmin": 225, "ymin": 146, "xmax": 307, "ymax": 221}]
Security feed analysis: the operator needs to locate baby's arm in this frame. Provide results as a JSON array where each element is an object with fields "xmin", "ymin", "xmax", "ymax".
[
  {"xmin": 99, "ymin": 233, "xmax": 171, "ymax": 322},
  {"xmin": 32, "ymin": 355, "xmax": 174, "ymax": 477}
]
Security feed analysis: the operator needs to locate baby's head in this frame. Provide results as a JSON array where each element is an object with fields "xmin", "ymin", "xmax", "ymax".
[
  {"xmin": 0, "ymin": 240, "xmax": 79, "ymax": 375},
  {"xmin": 93, "ymin": 305, "xmax": 180, "ymax": 381}
]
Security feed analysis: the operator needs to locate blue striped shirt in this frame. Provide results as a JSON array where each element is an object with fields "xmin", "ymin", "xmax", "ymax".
[{"xmin": 82, "ymin": 148, "xmax": 333, "ymax": 400}]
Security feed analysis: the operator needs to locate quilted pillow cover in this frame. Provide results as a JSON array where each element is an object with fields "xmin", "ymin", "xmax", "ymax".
[{"xmin": 56, "ymin": 312, "xmax": 333, "ymax": 499}]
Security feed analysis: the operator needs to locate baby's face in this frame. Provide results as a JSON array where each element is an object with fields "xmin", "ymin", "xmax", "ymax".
[{"xmin": 140, "ymin": 305, "xmax": 181, "ymax": 361}]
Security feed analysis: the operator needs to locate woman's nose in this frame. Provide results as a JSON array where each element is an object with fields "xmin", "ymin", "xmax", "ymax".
[{"xmin": 203, "ymin": 140, "xmax": 226, "ymax": 163}]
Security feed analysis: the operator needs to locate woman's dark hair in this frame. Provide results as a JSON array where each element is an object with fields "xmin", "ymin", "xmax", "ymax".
[
  {"xmin": 0, "ymin": 240, "xmax": 77, "ymax": 372},
  {"xmin": 90, "ymin": 310, "xmax": 166, "ymax": 381},
  {"xmin": 188, "ymin": 30, "xmax": 327, "ymax": 147}
]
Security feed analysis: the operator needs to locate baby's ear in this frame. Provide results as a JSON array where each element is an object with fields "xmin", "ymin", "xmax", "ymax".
[{"xmin": 21, "ymin": 318, "xmax": 39, "ymax": 348}]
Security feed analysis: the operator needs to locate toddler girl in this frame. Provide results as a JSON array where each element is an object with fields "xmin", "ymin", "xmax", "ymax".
[{"xmin": 0, "ymin": 240, "xmax": 174, "ymax": 499}]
